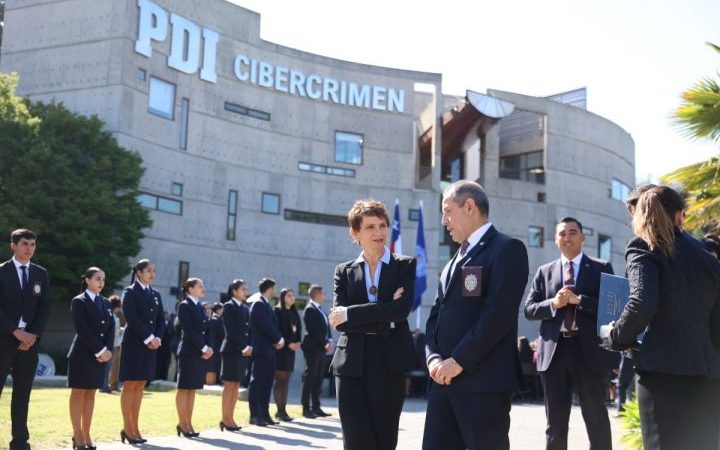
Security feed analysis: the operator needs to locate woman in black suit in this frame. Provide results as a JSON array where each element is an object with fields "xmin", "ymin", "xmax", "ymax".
[
  {"xmin": 205, "ymin": 303, "xmax": 224, "ymax": 386},
  {"xmin": 118, "ymin": 259, "xmax": 166, "ymax": 445},
  {"xmin": 273, "ymin": 288, "xmax": 302, "ymax": 421},
  {"xmin": 67, "ymin": 267, "xmax": 114, "ymax": 450},
  {"xmin": 175, "ymin": 278, "xmax": 214, "ymax": 438},
  {"xmin": 220, "ymin": 279, "xmax": 252, "ymax": 431},
  {"xmin": 328, "ymin": 199, "xmax": 416, "ymax": 450},
  {"xmin": 609, "ymin": 185, "xmax": 720, "ymax": 450}
]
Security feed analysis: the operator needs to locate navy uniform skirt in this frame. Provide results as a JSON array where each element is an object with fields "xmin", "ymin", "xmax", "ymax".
[
  {"xmin": 119, "ymin": 340, "xmax": 158, "ymax": 381},
  {"xmin": 276, "ymin": 347, "xmax": 296, "ymax": 372},
  {"xmin": 221, "ymin": 351, "xmax": 248, "ymax": 382},
  {"xmin": 68, "ymin": 357, "xmax": 107, "ymax": 389},
  {"xmin": 177, "ymin": 354, "xmax": 207, "ymax": 389}
]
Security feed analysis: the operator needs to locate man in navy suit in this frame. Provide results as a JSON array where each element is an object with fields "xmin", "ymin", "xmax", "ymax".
[
  {"xmin": 423, "ymin": 180, "xmax": 529, "ymax": 450},
  {"xmin": 0, "ymin": 229, "xmax": 51, "ymax": 450},
  {"xmin": 247, "ymin": 278, "xmax": 284, "ymax": 426},
  {"xmin": 524, "ymin": 217, "xmax": 614, "ymax": 450},
  {"xmin": 301, "ymin": 284, "xmax": 332, "ymax": 418}
]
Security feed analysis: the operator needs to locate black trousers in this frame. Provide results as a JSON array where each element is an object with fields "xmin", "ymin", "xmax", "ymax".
[
  {"xmin": 0, "ymin": 339, "xmax": 39, "ymax": 450},
  {"xmin": 540, "ymin": 336, "xmax": 612, "ymax": 450},
  {"xmin": 301, "ymin": 350, "xmax": 325, "ymax": 411},
  {"xmin": 248, "ymin": 354, "xmax": 275, "ymax": 420},
  {"xmin": 637, "ymin": 372, "xmax": 720, "ymax": 450},
  {"xmin": 336, "ymin": 335, "xmax": 405, "ymax": 450},
  {"xmin": 423, "ymin": 384, "xmax": 511, "ymax": 450}
]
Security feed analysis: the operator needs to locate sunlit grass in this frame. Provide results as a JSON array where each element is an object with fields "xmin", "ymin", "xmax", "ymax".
[{"xmin": 0, "ymin": 387, "xmax": 300, "ymax": 449}]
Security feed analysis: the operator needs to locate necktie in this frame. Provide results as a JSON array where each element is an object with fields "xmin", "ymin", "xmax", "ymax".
[
  {"xmin": 20, "ymin": 265, "xmax": 28, "ymax": 292},
  {"xmin": 563, "ymin": 261, "xmax": 575, "ymax": 330},
  {"xmin": 459, "ymin": 240, "xmax": 470, "ymax": 257},
  {"xmin": 94, "ymin": 295, "xmax": 105, "ymax": 315}
]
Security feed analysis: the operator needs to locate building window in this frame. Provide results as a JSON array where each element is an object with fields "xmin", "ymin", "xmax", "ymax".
[
  {"xmin": 227, "ymin": 190, "xmax": 238, "ymax": 240},
  {"xmin": 611, "ymin": 179, "xmax": 631, "ymax": 202},
  {"xmin": 137, "ymin": 68, "xmax": 146, "ymax": 81},
  {"xmin": 408, "ymin": 209, "xmax": 421, "ymax": 222},
  {"xmin": 599, "ymin": 234, "xmax": 612, "ymax": 261},
  {"xmin": 537, "ymin": 192, "xmax": 546, "ymax": 203},
  {"xmin": 148, "ymin": 77, "xmax": 176, "ymax": 120},
  {"xmin": 298, "ymin": 282, "xmax": 310, "ymax": 297},
  {"xmin": 171, "ymin": 182, "xmax": 183, "ymax": 197},
  {"xmin": 335, "ymin": 131, "xmax": 363, "ymax": 165},
  {"xmin": 584, "ymin": 227, "xmax": 594, "ymax": 237},
  {"xmin": 262, "ymin": 193, "xmax": 280, "ymax": 215},
  {"xmin": 224, "ymin": 101, "xmax": 271, "ymax": 121},
  {"xmin": 528, "ymin": 226, "xmax": 544, "ymax": 248},
  {"xmin": 284, "ymin": 209, "xmax": 347, "ymax": 227},
  {"xmin": 499, "ymin": 151, "xmax": 545, "ymax": 184},
  {"xmin": 298, "ymin": 162, "xmax": 355, "ymax": 177},
  {"xmin": 179, "ymin": 98, "xmax": 189, "ymax": 150},
  {"xmin": 138, "ymin": 192, "xmax": 182, "ymax": 215}
]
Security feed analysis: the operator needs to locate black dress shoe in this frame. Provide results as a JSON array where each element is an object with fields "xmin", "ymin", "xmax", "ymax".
[
  {"xmin": 276, "ymin": 412, "xmax": 294, "ymax": 422},
  {"xmin": 302, "ymin": 410, "xmax": 318, "ymax": 419},
  {"xmin": 249, "ymin": 417, "xmax": 268, "ymax": 427},
  {"xmin": 312, "ymin": 408, "xmax": 331, "ymax": 417},
  {"xmin": 264, "ymin": 417, "xmax": 279, "ymax": 425}
]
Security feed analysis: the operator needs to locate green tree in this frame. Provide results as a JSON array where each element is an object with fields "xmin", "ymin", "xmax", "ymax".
[
  {"xmin": 0, "ymin": 72, "xmax": 151, "ymax": 307},
  {"xmin": 667, "ymin": 42, "xmax": 720, "ymax": 235}
]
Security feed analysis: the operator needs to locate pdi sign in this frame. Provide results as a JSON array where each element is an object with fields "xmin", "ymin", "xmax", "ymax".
[{"xmin": 134, "ymin": 0, "xmax": 219, "ymax": 83}]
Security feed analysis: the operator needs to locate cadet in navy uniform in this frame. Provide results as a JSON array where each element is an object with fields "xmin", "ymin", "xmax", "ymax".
[
  {"xmin": 247, "ymin": 278, "xmax": 285, "ymax": 426},
  {"xmin": 205, "ymin": 303, "xmax": 224, "ymax": 386},
  {"xmin": 118, "ymin": 259, "xmax": 166, "ymax": 445},
  {"xmin": 273, "ymin": 288, "xmax": 302, "ymax": 422},
  {"xmin": 0, "ymin": 229, "xmax": 51, "ymax": 450},
  {"xmin": 329, "ymin": 199, "xmax": 416, "ymax": 450},
  {"xmin": 301, "ymin": 284, "xmax": 333, "ymax": 418},
  {"xmin": 220, "ymin": 279, "xmax": 252, "ymax": 432},
  {"xmin": 67, "ymin": 267, "xmax": 114, "ymax": 450},
  {"xmin": 175, "ymin": 278, "xmax": 214, "ymax": 438}
]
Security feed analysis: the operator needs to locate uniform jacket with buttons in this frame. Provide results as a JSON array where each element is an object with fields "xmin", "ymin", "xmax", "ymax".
[
  {"xmin": 0, "ymin": 259, "xmax": 51, "ymax": 338},
  {"xmin": 121, "ymin": 281, "xmax": 166, "ymax": 349},
  {"xmin": 220, "ymin": 300, "xmax": 250, "ymax": 353},
  {"xmin": 177, "ymin": 297, "xmax": 212, "ymax": 356},
  {"xmin": 67, "ymin": 292, "xmax": 114, "ymax": 360}
]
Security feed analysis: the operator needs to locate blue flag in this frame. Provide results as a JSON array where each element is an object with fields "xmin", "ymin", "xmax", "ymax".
[
  {"xmin": 413, "ymin": 203, "xmax": 427, "ymax": 312},
  {"xmin": 390, "ymin": 199, "xmax": 403, "ymax": 254}
]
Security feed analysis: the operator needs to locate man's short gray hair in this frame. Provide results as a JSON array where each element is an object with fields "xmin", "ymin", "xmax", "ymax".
[{"xmin": 444, "ymin": 180, "xmax": 489, "ymax": 216}]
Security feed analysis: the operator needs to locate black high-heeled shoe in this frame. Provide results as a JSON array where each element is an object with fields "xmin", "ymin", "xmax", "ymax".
[
  {"xmin": 136, "ymin": 436, "xmax": 147, "ymax": 444},
  {"xmin": 84, "ymin": 444, "xmax": 97, "ymax": 450},
  {"xmin": 72, "ymin": 437, "xmax": 79, "ymax": 450},
  {"xmin": 219, "ymin": 421, "xmax": 242, "ymax": 431},
  {"xmin": 120, "ymin": 430, "xmax": 142, "ymax": 445},
  {"xmin": 176, "ymin": 425, "xmax": 196, "ymax": 438}
]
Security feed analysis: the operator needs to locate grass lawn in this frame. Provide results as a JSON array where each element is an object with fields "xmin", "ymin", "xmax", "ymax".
[{"xmin": 0, "ymin": 387, "xmax": 301, "ymax": 449}]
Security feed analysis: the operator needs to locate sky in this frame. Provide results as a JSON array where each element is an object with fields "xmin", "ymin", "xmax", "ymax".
[{"xmin": 230, "ymin": 0, "xmax": 720, "ymax": 182}]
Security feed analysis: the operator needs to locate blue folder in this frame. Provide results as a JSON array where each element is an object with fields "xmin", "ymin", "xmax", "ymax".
[{"xmin": 597, "ymin": 273, "xmax": 630, "ymax": 337}]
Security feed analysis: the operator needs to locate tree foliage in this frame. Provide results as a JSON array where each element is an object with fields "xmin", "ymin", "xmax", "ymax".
[
  {"xmin": 0, "ymin": 72, "xmax": 151, "ymax": 303},
  {"xmin": 668, "ymin": 42, "xmax": 720, "ymax": 235}
]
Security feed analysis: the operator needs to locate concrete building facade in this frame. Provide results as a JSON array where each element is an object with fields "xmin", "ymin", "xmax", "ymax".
[{"xmin": 1, "ymin": 0, "xmax": 634, "ymax": 343}]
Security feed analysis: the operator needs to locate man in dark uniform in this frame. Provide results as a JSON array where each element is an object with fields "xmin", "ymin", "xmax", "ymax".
[
  {"xmin": 301, "ymin": 284, "xmax": 332, "ymax": 418},
  {"xmin": 0, "ymin": 229, "xmax": 51, "ymax": 450},
  {"xmin": 247, "ymin": 278, "xmax": 284, "ymax": 426},
  {"xmin": 524, "ymin": 217, "xmax": 614, "ymax": 450},
  {"xmin": 423, "ymin": 181, "xmax": 529, "ymax": 450}
]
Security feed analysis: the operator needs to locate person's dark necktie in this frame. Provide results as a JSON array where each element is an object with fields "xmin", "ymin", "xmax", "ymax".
[
  {"xmin": 459, "ymin": 240, "xmax": 470, "ymax": 257},
  {"xmin": 20, "ymin": 265, "xmax": 28, "ymax": 293},
  {"xmin": 563, "ymin": 261, "xmax": 575, "ymax": 330},
  {"xmin": 94, "ymin": 295, "xmax": 105, "ymax": 315}
]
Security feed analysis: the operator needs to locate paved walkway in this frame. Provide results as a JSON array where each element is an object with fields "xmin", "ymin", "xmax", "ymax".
[{"xmin": 90, "ymin": 376, "xmax": 623, "ymax": 450}]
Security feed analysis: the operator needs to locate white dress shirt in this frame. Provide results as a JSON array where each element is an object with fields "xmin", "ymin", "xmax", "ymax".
[{"xmin": 355, "ymin": 246, "xmax": 394, "ymax": 328}]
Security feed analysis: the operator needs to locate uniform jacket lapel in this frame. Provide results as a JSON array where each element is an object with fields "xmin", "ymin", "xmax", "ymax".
[
  {"xmin": 444, "ymin": 225, "xmax": 497, "ymax": 297},
  {"xmin": 349, "ymin": 260, "xmax": 369, "ymax": 305},
  {"xmin": 378, "ymin": 254, "xmax": 397, "ymax": 303}
]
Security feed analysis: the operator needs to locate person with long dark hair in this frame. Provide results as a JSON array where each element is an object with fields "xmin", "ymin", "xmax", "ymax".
[
  {"xmin": 118, "ymin": 259, "xmax": 166, "ymax": 445},
  {"xmin": 608, "ymin": 185, "xmax": 720, "ymax": 449},
  {"xmin": 67, "ymin": 267, "xmax": 114, "ymax": 450},
  {"xmin": 175, "ymin": 278, "xmax": 214, "ymax": 438},
  {"xmin": 219, "ymin": 279, "xmax": 252, "ymax": 431},
  {"xmin": 205, "ymin": 303, "xmax": 224, "ymax": 386},
  {"xmin": 273, "ymin": 288, "xmax": 302, "ymax": 422}
]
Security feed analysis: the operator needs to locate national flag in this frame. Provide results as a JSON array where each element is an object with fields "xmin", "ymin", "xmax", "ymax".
[
  {"xmin": 413, "ymin": 201, "xmax": 427, "ymax": 312},
  {"xmin": 390, "ymin": 198, "xmax": 402, "ymax": 254}
]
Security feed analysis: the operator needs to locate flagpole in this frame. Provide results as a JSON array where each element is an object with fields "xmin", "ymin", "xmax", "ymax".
[{"xmin": 415, "ymin": 200, "xmax": 424, "ymax": 330}]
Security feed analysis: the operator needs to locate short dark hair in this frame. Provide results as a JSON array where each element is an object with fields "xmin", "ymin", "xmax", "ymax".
[
  {"xmin": 347, "ymin": 199, "xmax": 390, "ymax": 232},
  {"xmin": 11, "ymin": 229, "xmax": 36, "ymax": 244},
  {"xmin": 557, "ymin": 217, "xmax": 583, "ymax": 233},
  {"xmin": 259, "ymin": 277, "xmax": 276, "ymax": 294},
  {"xmin": 308, "ymin": 284, "xmax": 323, "ymax": 299},
  {"xmin": 109, "ymin": 294, "xmax": 122, "ymax": 310},
  {"xmin": 444, "ymin": 180, "xmax": 490, "ymax": 217},
  {"xmin": 211, "ymin": 302, "xmax": 223, "ymax": 313}
]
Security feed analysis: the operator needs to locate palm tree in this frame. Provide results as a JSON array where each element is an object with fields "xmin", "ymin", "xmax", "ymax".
[{"xmin": 665, "ymin": 42, "xmax": 720, "ymax": 235}]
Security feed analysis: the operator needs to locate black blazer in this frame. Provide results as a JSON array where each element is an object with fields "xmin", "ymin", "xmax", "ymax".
[
  {"xmin": 331, "ymin": 253, "xmax": 416, "ymax": 377},
  {"xmin": 302, "ymin": 303, "xmax": 330, "ymax": 356},
  {"xmin": 425, "ymin": 225, "xmax": 528, "ymax": 392},
  {"xmin": 248, "ymin": 295, "xmax": 282, "ymax": 357},
  {"xmin": 121, "ymin": 281, "xmax": 166, "ymax": 348},
  {"xmin": 609, "ymin": 232, "xmax": 720, "ymax": 377},
  {"xmin": 177, "ymin": 298, "xmax": 212, "ymax": 356},
  {"xmin": 275, "ymin": 305, "xmax": 302, "ymax": 344},
  {"xmin": 0, "ymin": 260, "xmax": 51, "ymax": 338},
  {"xmin": 220, "ymin": 300, "xmax": 250, "ymax": 353},
  {"xmin": 524, "ymin": 254, "xmax": 614, "ymax": 372},
  {"xmin": 67, "ymin": 292, "xmax": 114, "ymax": 360},
  {"xmin": 209, "ymin": 315, "xmax": 224, "ymax": 352}
]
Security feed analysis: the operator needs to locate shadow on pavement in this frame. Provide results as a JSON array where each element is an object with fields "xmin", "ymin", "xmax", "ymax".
[
  {"xmin": 192, "ymin": 436, "xmax": 265, "ymax": 449},
  {"xmin": 278, "ymin": 422, "xmax": 338, "ymax": 439},
  {"xmin": 239, "ymin": 430, "xmax": 325, "ymax": 448},
  {"xmin": 287, "ymin": 419, "xmax": 342, "ymax": 433}
]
